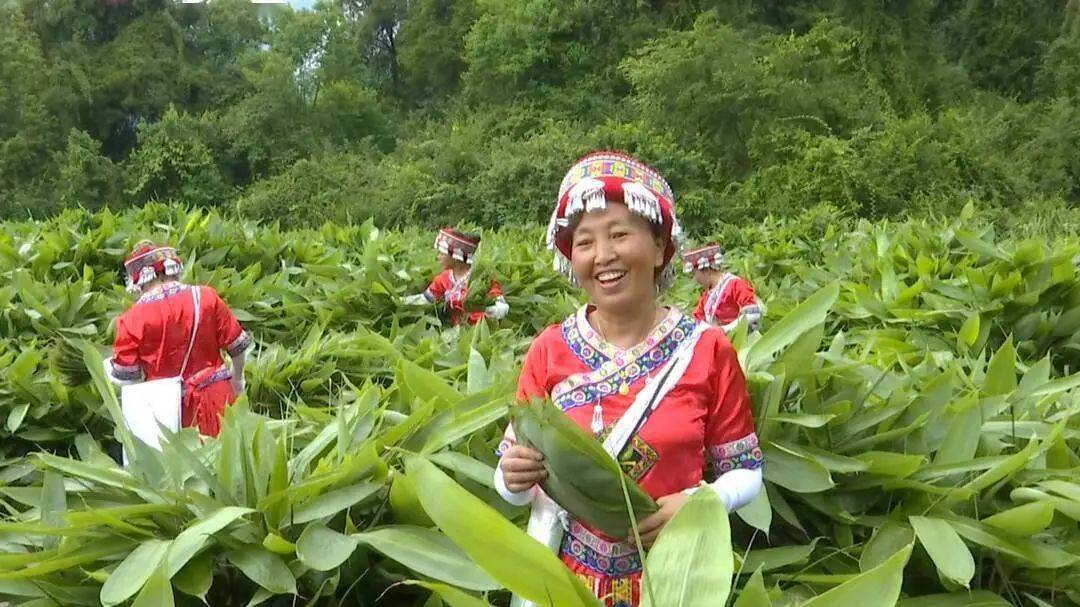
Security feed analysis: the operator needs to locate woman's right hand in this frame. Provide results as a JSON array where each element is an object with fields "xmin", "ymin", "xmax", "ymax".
[{"xmin": 499, "ymin": 445, "xmax": 548, "ymax": 493}]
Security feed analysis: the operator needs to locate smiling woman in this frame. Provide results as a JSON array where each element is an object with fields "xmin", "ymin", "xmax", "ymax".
[{"xmin": 494, "ymin": 151, "xmax": 765, "ymax": 607}]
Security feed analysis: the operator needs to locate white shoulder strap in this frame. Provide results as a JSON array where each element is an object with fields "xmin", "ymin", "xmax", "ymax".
[
  {"xmin": 179, "ymin": 286, "xmax": 201, "ymax": 377},
  {"xmin": 602, "ymin": 323, "xmax": 707, "ymax": 458}
]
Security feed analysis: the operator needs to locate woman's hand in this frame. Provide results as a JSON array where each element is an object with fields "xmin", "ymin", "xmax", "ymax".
[
  {"xmin": 631, "ymin": 492, "xmax": 691, "ymax": 549},
  {"xmin": 499, "ymin": 445, "xmax": 547, "ymax": 493}
]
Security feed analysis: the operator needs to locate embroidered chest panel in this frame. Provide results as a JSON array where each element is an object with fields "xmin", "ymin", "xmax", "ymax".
[{"xmin": 553, "ymin": 307, "xmax": 697, "ymax": 412}]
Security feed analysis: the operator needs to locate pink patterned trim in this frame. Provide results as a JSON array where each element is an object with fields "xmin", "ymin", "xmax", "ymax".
[
  {"xmin": 707, "ymin": 432, "xmax": 764, "ymax": 476},
  {"xmin": 552, "ymin": 306, "xmax": 693, "ymax": 412},
  {"xmin": 225, "ymin": 331, "xmax": 253, "ymax": 357},
  {"xmin": 110, "ymin": 362, "xmax": 143, "ymax": 382}
]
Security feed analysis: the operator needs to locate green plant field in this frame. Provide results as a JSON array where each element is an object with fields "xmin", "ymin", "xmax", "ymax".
[{"xmin": 1, "ymin": 205, "xmax": 1078, "ymax": 606}]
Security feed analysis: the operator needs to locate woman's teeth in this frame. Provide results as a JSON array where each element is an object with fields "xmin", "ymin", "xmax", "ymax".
[{"xmin": 597, "ymin": 271, "xmax": 626, "ymax": 284}]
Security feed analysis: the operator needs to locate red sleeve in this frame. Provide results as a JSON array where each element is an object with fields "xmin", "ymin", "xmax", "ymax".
[
  {"xmin": 702, "ymin": 330, "xmax": 762, "ymax": 479},
  {"xmin": 487, "ymin": 278, "xmax": 503, "ymax": 299},
  {"xmin": 516, "ymin": 331, "xmax": 550, "ymax": 401},
  {"xmin": 110, "ymin": 313, "xmax": 144, "ymax": 381},
  {"xmin": 496, "ymin": 329, "xmax": 553, "ymax": 457},
  {"xmin": 692, "ymin": 290, "xmax": 708, "ymax": 322},
  {"xmin": 425, "ymin": 271, "xmax": 449, "ymax": 301},
  {"xmin": 732, "ymin": 278, "xmax": 758, "ymax": 309},
  {"xmin": 206, "ymin": 287, "xmax": 251, "ymax": 357}
]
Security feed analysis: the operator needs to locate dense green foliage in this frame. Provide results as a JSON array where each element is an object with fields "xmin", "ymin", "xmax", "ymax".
[
  {"xmin": 1, "ymin": 0, "xmax": 1078, "ymax": 232},
  {"xmin": 1, "ymin": 206, "xmax": 1079, "ymax": 606}
]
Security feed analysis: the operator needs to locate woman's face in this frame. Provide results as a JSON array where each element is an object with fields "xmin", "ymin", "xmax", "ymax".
[
  {"xmin": 692, "ymin": 268, "xmax": 713, "ymax": 288},
  {"xmin": 437, "ymin": 252, "xmax": 453, "ymax": 269},
  {"xmin": 570, "ymin": 203, "xmax": 665, "ymax": 314}
]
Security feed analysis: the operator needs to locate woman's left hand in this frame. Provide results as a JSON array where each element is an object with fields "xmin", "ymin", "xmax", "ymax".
[{"xmin": 631, "ymin": 492, "xmax": 691, "ymax": 549}]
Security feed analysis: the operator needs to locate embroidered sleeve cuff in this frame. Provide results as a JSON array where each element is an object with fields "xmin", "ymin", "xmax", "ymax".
[
  {"xmin": 707, "ymin": 432, "xmax": 764, "ymax": 479},
  {"xmin": 106, "ymin": 358, "xmax": 143, "ymax": 383},
  {"xmin": 226, "ymin": 331, "xmax": 253, "ymax": 357}
]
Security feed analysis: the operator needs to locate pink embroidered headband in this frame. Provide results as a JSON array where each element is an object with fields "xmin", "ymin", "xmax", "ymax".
[{"xmin": 546, "ymin": 151, "xmax": 683, "ymax": 289}]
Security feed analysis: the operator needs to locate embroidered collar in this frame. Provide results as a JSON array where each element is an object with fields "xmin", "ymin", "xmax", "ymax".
[
  {"xmin": 705, "ymin": 273, "xmax": 736, "ymax": 322},
  {"xmin": 445, "ymin": 269, "xmax": 471, "ymax": 302},
  {"xmin": 137, "ymin": 282, "xmax": 190, "ymax": 304},
  {"xmin": 563, "ymin": 305, "xmax": 682, "ymax": 370},
  {"xmin": 554, "ymin": 306, "xmax": 697, "ymax": 411}
]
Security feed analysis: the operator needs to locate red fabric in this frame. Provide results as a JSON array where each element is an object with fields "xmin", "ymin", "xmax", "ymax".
[
  {"xmin": 692, "ymin": 274, "xmax": 758, "ymax": 325},
  {"xmin": 425, "ymin": 270, "xmax": 502, "ymax": 326},
  {"xmin": 182, "ymin": 370, "xmax": 236, "ymax": 438},
  {"xmin": 112, "ymin": 284, "xmax": 248, "ymax": 436},
  {"xmin": 508, "ymin": 307, "xmax": 758, "ymax": 606},
  {"xmin": 515, "ymin": 322, "xmax": 755, "ymax": 498}
]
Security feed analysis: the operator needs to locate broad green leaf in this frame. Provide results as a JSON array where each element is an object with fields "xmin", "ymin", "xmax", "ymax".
[
  {"xmin": 934, "ymin": 402, "xmax": 982, "ymax": 465},
  {"xmin": 0, "ymin": 578, "xmax": 46, "ymax": 598},
  {"xmin": 741, "ymin": 539, "xmax": 818, "ymax": 573},
  {"xmin": 770, "ymin": 413, "xmax": 835, "ymax": 428},
  {"xmin": 429, "ymin": 451, "xmax": 497, "ymax": 489},
  {"xmin": 291, "ymin": 481, "xmax": 382, "ymax": 524},
  {"xmin": 262, "ymin": 533, "xmax": 296, "ymax": 555},
  {"xmin": 957, "ymin": 313, "xmax": 980, "ymax": 350},
  {"xmin": 897, "ymin": 591, "xmax": 1010, "ymax": 606},
  {"xmin": 947, "ymin": 517, "xmax": 1077, "ymax": 568},
  {"xmin": 35, "ymin": 453, "xmax": 134, "ymax": 490},
  {"xmin": 227, "ymin": 547, "xmax": 297, "ymax": 595},
  {"xmin": 166, "ymin": 507, "xmax": 253, "ymax": 576},
  {"xmin": 1025, "ymin": 372, "xmax": 1080, "ymax": 398},
  {"xmin": 860, "ymin": 521, "xmax": 914, "ymax": 572},
  {"xmin": 910, "ymin": 516, "xmax": 975, "ymax": 588},
  {"xmin": 404, "ymin": 456, "xmax": 601, "ymax": 607},
  {"xmin": 352, "ymin": 526, "xmax": 498, "ymax": 592},
  {"xmin": 1038, "ymin": 480, "xmax": 1080, "ymax": 502},
  {"xmin": 466, "ymin": 348, "xmax": 491, "ymax": 394},
  {"xmin": 735, "ymin": 486, "xmax": 772, "ymax": 534},
  {"xmin": 400, "ymin": 358, "xmax": 463, "ymax": 409},
  {"xmin": 40, "ymin": 470, "xmax": 66, "ymax": 534},
  {"xmin": 743, "ymin": 282, "xmax": 839, "ymax": 371},
  {"xmin": 762, "ymin": 443, "xmax": 834, "ymax": 493},
  {"xmin": 402, "ymin": 581, "xmax": 493, "ymax": 607},
  {"xmin": 800, "ymin": 543, "xmax": 912, "ymax": 607},
  {"xmin": 100, "ymin": 539, "xmax": 171, "ymax": 606},
  {"xmin": 732, "ymin": 568, "xmax": 772, "ymax": 607},
  {"xmin": 954, "ymin": 430, "xmax": 1046, "ymax": 500},
  {"xmin": 511, "ymin": 399, "xmax": 656, "ymax": 537},
  {"xmin": 296, "ymin": 523, "xmax": 359, "ymax": 571},
  {"xmin": 641, "ymin": 488, "xmax": 733, "ymax": 607},
  {"xmin": 7, "ymin": 403, "xmax": 29, "ymax": 433},
  {"xmin": 982, "ymin": 501, "xmax": 1055, "ymax": 535},
  {"xmin": 131, "ymin": 564, "xmax": 174, "ymax": 607},
  {"xmin": 982, "ymin": 338, "xmax": 1016, "ymax": 397},
  {"xmin": 420, "ymin": 400, "xmax": 509, "ymax": 454},
  {"xmin": 855, "ymin": 452, "xmax": 925, "ymax": 478},
  {"xmin": 172, "ymin": 552, "xmax": 213, "ymax": 600}
]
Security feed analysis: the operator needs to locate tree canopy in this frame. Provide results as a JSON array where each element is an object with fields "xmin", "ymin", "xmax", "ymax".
[{"xmin": 1, "ymin": 0, "xmax": 1077, "ymax": 233}]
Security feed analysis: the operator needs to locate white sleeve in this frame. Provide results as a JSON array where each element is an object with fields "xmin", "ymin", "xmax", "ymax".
[
  {"xmin": 683, "ymin": 467, "xmax": 763, "ymax": 512},
  {"xmin": 402, "ymin": 293, "xmax": 430, "ymax": 306},
  {"xmin": 493, "ymin": 464, "xmax": 537, "ymax": 506},
  {"xmin": 485, "ymin": 297, "xmax": 509, "ymax": 320},
  {"xmin": 230, "ymin": 351, "xmax": 247, "ymax": 390}
]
